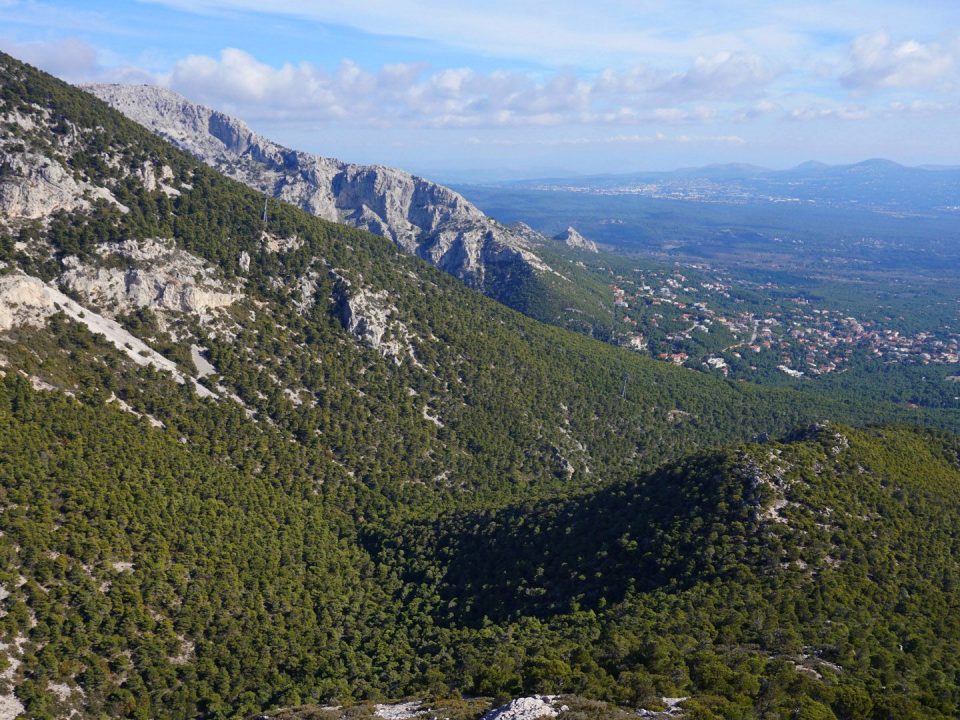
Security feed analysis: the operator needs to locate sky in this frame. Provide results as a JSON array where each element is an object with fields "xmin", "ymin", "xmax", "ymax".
[{"xmin": 1, "ymin": 0, "xmax": 959, "ymax": 180}]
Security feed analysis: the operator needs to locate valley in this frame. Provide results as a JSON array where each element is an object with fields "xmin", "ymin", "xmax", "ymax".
[
  {"xmin": 455, "ymin": 178, "xmax": 960, "ymax": 409},
  {"xmin": 0, "ymin": 47, "xmax": 958, "ymax": 720}
]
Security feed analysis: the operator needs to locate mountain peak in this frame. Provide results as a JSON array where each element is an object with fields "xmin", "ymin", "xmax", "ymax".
[{"xmin": 554, "ymin": 226, "xmax": 599, "ymax": 252}]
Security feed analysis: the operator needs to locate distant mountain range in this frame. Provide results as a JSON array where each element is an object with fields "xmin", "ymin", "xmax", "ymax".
[{"xmin": 500, "ymin": 159, "xmax": 960, "ymax": 212}]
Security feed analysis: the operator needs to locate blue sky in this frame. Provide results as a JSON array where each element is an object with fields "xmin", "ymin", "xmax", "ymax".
[{"xmin": 2, "ymin": 0, "xmax": 959, "ymax": 180}]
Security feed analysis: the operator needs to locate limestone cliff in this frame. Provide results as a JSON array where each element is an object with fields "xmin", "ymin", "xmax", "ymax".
[{"xmin": 86, "ymin": 84, "xmax": 556, "ymax": 289}]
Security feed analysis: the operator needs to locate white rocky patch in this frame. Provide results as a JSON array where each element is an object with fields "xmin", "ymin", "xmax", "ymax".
[
  {"xmin": 0, "ymin": 150, "xmax": 125, "ymax": 220},
  {"xmin": 136, "ymin": 161, "xmax": 180, "ymax": 197},
  {"xmin": 262, "ymin": 233, "xmax": 303, "ymax": 254},
  {"xmin": 554, "ymin": 226, "xmax": 599, "ymax": 253},
  {"xmin": 374, "ymin": 701, "xmax": 428, "ymax": 720},
  {"xmin": 637, "ymin": 697, "xmax": 689, "ymax": 717},
  {"xmin": 481, "ymin": 696, "xmax": 560, "ymax": 720},
  {"xmin": 422, "ymin": 406, "xmax": 444, "ymax": 428},
  {"xmin": 294, "ymin": 273, "xmax": 320, "ymax": 313},
  {"xmin": 0, "ymin": 273, "xmax": 215, "ymax": 398},
  {"xmin": 0, "ymin": 634, "xmax": 28, "ymax": 720},
  {"xmin": 331, "ymin": 273, "xmax": 418, "ymax": 364},
  {"xmin": 47, "ymin": 682, "xmax": 72, "ymax": 702},
  {"xmin": 169, "ymin": 637, "xmax": 195, "ymax": 666},
  {"xmin": 59, "ymin": 238, "xmax": 240, "ymax": 323},
  {"xmin": 191, "ymin": 345, "xmax": 217, "ymax": 377},
  {"xmin": 106, "ymin": 393, "xmax": 164, "ymax": 428}
]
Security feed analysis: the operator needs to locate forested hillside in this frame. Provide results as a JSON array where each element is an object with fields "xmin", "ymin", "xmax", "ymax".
[
  {"xmin": 1, "ymin": 52, "xmax": 959, "ymax": 720},
  {"xmin": 3, "ymin": 376, "xmax": 960, "ymax": 719}
]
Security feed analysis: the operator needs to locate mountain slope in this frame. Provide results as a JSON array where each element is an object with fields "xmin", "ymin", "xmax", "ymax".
[
  {"xmin": 85, "ymin": 84, "xmax": 568, "ymax": 295},
  {"xmin": 369, "ymin": 423, "xmax": 960, "ymax": 717},
  {"xmin": 3, "ymin": 374, "xmax": 958, "ymax": 718},
  {"xmin": 1, "ymin": 52, "xmax": 959, "ymax": 720},
  {"xmin": 4, "ymin": 52, "xmax": 937, "ymax": 508}
]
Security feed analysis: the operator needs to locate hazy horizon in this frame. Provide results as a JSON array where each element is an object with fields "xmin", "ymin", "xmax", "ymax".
[{"xmin": 3, "ymin": 1, "xmax": 958, "ymax": 177}]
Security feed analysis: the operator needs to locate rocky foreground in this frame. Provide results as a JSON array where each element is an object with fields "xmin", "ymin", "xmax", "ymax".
[{"xmin": 256, "ymin": 694, "xmax": 687, "ymax": 720}]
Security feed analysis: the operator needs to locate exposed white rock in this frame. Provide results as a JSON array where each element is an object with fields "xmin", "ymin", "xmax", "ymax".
[
  {"xmin": 294, "ymin": 272, "xmax": 320, "ymax": 314},
  {"xmin": 330, "ymin": 272, "xmax": 416, "ymax": 363},
  {"xmin": 481, "ymin": 695, "xmax": 558, "ymax": 720},
  {"xmin": 0, "ymin": 634, "xmax": 28, "ymax": 720},
  {"xmin": 191, "ymin": 345, "xmax": 216, "ymax": 377},
  {"xmin": 0, "ymin": 103, "xmax": 132, "ymax": 221},
  {"xmin": 262, "ymin": 232, "xmax": 303, "ymax": 254},
  {"xmin": 87, "ymin": 84, "xmax": 559, "ymax": 289},
  {"xmin": 47, "ymin": 682, "xmax": 72, "ymax": 702},
  {"xmin": 0, "ymin": 151, "xmax": 95, "ymax": 219},
  {"xmin": 554, "ymin": 226, "xmax": 599, "ymax": 253},
  {"xmin": 374, "ymin": 701, "xmax": 427, "ymax": 720},
  {"xmin": 0, "ymin": 273, "xmax": 215, "ymax": 398},
  {"xmin": 106, "ymin": 392, "xmax": 164, "ymax": 428},
  {"xmin": 59, "ymin": 238, "xmax": 240, "ymax": 321},
  {"xmin": 136, "ymin": 160, "xmax": 179, "ymax": 196}
]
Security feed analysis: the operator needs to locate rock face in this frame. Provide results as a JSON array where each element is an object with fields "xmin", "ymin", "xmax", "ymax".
[
  {"xmin": 481, "ymin": 696, "xmax": 560, "ymax": 720},
  {"xmin": 86, "ymin": 84, "xmax": 554, "ymax": 289},
  {"xmin": 554, "ymin": 226, "xmax": 599, "ymax": 253},
  {"xmin": 0, "ymin": 109, "xmax": 127, "ymax": 220},
  {"xmin": 59, "ymin": 238, "xmax": 240, "ymax": 321},
  {"xmin": 0, "ymin": 273, "xmax": 215, "ymax": 397},
  {"xmin": 330, "ymin": 271, "xmax": 416, "ymax": 363}
]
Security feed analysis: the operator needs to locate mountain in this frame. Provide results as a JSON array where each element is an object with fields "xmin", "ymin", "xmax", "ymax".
[
  {"xmin": 85, "ymin": 84, "xmax": 561, "ymax": 295},
  {"xmin": 553, "ymin": 226, "xmax": 598, "ymax": 252},
  {"xmin": 1, "ymin": 52, "xmax": 959, "ymax": 720}
]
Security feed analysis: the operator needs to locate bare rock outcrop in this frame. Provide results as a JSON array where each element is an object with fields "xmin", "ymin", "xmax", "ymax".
[
  {"xmin": 554, "ymin": 226, "xmax": 599, "ymax": 253},
  {"xmin": 481, "ymin": 696, "xmax": 560, "ymax": 720},
  {"xmin": 0, "ymin": 273, "xmax": 215, "ymax": 397},
  {"xmin": 59, "ymin": 238, "xmax": 240, "ymax": 321},
  {"xmin": 0, "ymin": 108, "xmax": 128, "ymax": 221},
  {"xmin": 86, "ymin": 84, "xmax": 557, "ymax": 289},
  {"xmin": 330, "ymin": 271, "xmax": 415, "ymax": 363}
]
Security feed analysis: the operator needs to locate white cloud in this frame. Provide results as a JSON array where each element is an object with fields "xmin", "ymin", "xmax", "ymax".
[
  {"xmin": 465, "ymin": 132, "xmax": 745, "ymax": 147},
  {"xmin": 0, "ymin": 37, "xmax": 99, "ymax": 80},
  {"xmin": 733, "ymin": 99, "xmax": 781, "ymax": 120},
  {"xmin": 788, "ymin": 103, "xmax": 870, "ymax": 121},
  {"xmin": 136, "ymin": 0, "xmax": 960, "ymax": 72},
  {"xmin": 887, "ymin": 99, "xmax": 957, "ymax": 114},
  {"xmin": 657, "ymin": 52, "xmax": 776, "ymax": 100},
  {"xmin": 157, "ymin": 48, "xmax": 760, "ymax": 129},
  {"xmin": 0, "ymin": 36, "xmax": 155, "ymax": 83},
  {"xmin": 841, "ymin": 31, "xmax": 955, "ymax": 91}
]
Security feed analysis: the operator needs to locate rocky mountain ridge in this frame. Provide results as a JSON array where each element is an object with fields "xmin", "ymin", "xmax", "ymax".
[
  {"xmin": 553, "ymin": 226, "xmax": 599, "ymax": 252},
  {"xmin": 86, "ymin": 83, "xmax": 557, "ymax": 290},
  {"xmin": 2, "ymin": 52, "xmax": 959, "ymax": 720}
]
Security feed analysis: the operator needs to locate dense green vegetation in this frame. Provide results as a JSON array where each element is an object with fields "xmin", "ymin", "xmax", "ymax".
[
  {"xmin": 2, "ymin": 53, "xmax": 960, "ymax": 719},
  {"xmin": 3, "ymin": 374, "xmax": 960, "ymax": 719}
]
